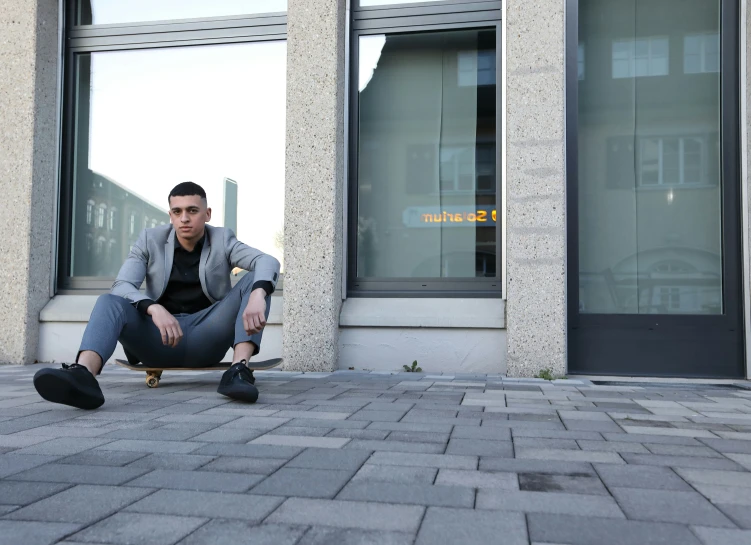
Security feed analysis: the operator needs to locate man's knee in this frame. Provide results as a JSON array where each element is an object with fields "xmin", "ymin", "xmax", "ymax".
[{"xmin": 92, "ymin": 294, "xmax": 130, "ymax": 316}]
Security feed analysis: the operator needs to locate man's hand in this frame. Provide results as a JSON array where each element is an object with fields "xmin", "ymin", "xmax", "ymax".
[
  {"xmin": 147, "ymin": 304, "xmax": 183, "ymax": 347},
  {"xmin": 243, "ymin": 289, "xmax": 267, "ymax": 335}
]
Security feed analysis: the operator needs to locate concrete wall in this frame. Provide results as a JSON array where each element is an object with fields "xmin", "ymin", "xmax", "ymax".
[
  {"xmin": 0, "ymin": 0, "xmax": 58, "ymax": 364},
  {"xmin": 504, "ymin": 0, "xmax": 567, "ymax": 376},
  {"xmin": 282, "ymin": 0, "xmax": 347, "ymax": 372}
]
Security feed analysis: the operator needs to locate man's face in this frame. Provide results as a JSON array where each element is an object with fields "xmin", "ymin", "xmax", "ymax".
[{"xmin": 168, "ymin": 195, "xmax": 211, "ymax": 242}]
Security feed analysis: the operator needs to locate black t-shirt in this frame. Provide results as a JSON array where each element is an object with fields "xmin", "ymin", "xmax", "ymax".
[{"xmin": 157, "ymin": 235, "xmax": 213, "ymax": 315}]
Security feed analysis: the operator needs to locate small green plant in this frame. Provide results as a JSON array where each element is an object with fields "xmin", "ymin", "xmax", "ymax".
[
  {"xmin": 535, "ymin": 368, "xmax": 554, "ymax": 380},
  {"xmin": 403, "ymin": 360, "xmax": 422, "ymax": 373}
]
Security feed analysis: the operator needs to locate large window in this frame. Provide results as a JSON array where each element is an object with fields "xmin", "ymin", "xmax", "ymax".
[
  {"xmin": 59, "ymin": 3, "xmax": 287, "ymax": 290},
  {"xmin": 350, "ymin": 1, "xmax": 501, "ymax": 295}
]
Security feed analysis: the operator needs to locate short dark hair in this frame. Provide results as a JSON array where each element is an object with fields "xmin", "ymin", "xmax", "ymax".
[{"xmin": 168, "ymin": 182, "xmax": 207, "ymax": 204}]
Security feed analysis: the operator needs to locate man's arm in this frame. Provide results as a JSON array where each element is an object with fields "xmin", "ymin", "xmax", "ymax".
[
  {"xmin": 111, "ymin": 230, "xmax": 151, "ymax": 303},
  {"xmin": 225, "ymin": 230, "xmax": 281, "ymax": 295}
]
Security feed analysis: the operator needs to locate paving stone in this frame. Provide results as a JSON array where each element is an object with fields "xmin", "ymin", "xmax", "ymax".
[
  {"xmin": 620, "ymin": 453, "xmax": 745, "ymax": 471},
  {"xmin": 9, "ymin": 463, "xmax": 149, "ymax": 485},
  {"xmin": 445, "ymin": 438, "xmax": 514, "ymax": 457},
  {"xmin": 689, "ymin": 483, "xmax": 751, "ymax": 506},
  {"xmin": 192, "ymin": 443, "xmax": 303, "ymax": 459},
  {"xmin": 514, "ymin": 437, "xmax": 580, "ymax": 450},
  {"xmin": 610, "ymin": 487, "xmax": 735, "ymax": 527},
  {"xmin": 0, "ymin": 455, "xmax": 60, "ymax": 478},
  {"xmin": 515, "ymin": 447, "xmax": 624, "ymax": 464},
  {"xmin": 725, "ymin": 453, "xmax": 751, "ymax": 470},
  {"xmin": 479, "ymin": 457, "xmax": 596, "ymax": 475},
  {"xmin": 5, "ymin": 485, "xmax": 153, "ymax": 524},
  {"xmin": 348, "ymin": 410, "xmax": 407, "ymax": 422},
  {"xmin": 562, "ymin": 419, "xmax": 624, "ymax": 433},
  {"xmin": 512, "ymin": 428, "xmax": 604, "ymax": 441},
  {"xmin": 621, "ymin": 426, "xmax": 717, "ymax": 439},
  {"xmin": 519, "ymin": 472, "xmax": 609, "ymax": 495},
  {"xmin": 124, "ymin": 489, "xmax": 283, "ymax": 522},
  {"xmin": 298, "ymin": 527, "xmax": 413, "ymax": 545},
  {"xmin": 386, "ymin": 431, "xmax": 450, "ymax": 444},
  {"xmin": 415, "ymin": 507, "xmax": 527, "ymax": 545},
  {"xmin": 476, "ymin": 490, "xmax": 624, "ymax": 517},
  {"xmin": 96, "ymin": 439, "xmax": 204, "ymax": 454},
  {"xmin": 716, "ymin": 503, "xmax": 751, "ymax": 529},
  {"xmin": 450, "ymin": 426, "xmax": 512, "ymax": 441},
  {"xmin": 286, "ymin": 448, "xmax": 372, "ymax": 470},
  {"xmin": 351, "ymin": 464, "xmax": 437, "ymax": 485},
  {"xmin": 125, "ymin": 453, "xmax": 216, "ymax": 471},
  {"xmin": 528, "ymin": 514, "xmax": 703, "ymax": 545},
  {"xmin": 287, "ymin": 418, "xmax": 369, "ymax": 430},
  {"xmin": 699, "ymin": 438, "xmax": 751, "ymax": 454},
  {"xmin": 326, "ymin": 429, "xmax": 390, "ymax": 440},
  {"xmin": 435, "ymin": 469, "xmax": 518, "ymax": 490},
  {"xmin": 692, "ymin": 527, "xmax": 751, "ymax": 545},
  {"xmin": 675, "ymin": 468, "xmax": 751, "ymax": 488},
  {"xmin": 267, "ymin": 426, "xmax": 332, "ymax": 437},
  {"xmin": 577, "ymin": 440, "xmax": 649, "ymax": 453},
  {"xmin": 199, "ymin": 456, "xmax": 286, "ymax": 475},
  {"xmin": 0, "ymin": 435, "xmax": 54, "ymax": 449},
  {"xmin": 337, "ymin": 481, "xmax": 474, "ymax": 508},
  {"xmin": 368, "ymin": 451, "xmax": 477, "ymax": 469},
  {"xmin": 179, "ymin": 521, "xmax": 306, "ymax": 545},
  {"xmin": 345, "ymin": 439, "xmax": 443, "ymax": 454},
  {"xmin": 0, "ymin": 520, "xmax": 82, "ymax": 545},
  {"xmin": 126, "ymin": 469, "xmax": 263, "ymax": 493},
  {"xmin": 251, "ymin": 467, "xmax": 354, "ymax": 498},
  {"xmin": 69, "ymin": 512, "xmax": 206, "ymax": 545},
  {"xmin": 265, "ymin": 498, "xmax": 424, "ymax": 532},
  {"xmin": 594, "ymin": 464, "xmax": 694, "ymax": 491},
  {"xmin": 0, "ymin": 481, "xmax": 72, "ymax": 506},
  {"xmin": 250, "ymin": 434, "xmax": 351, "ymax": 450},
  {"xmin": 366, "ymin": 421, "xmax": 454, "ymax": 433},
  {"xmin": 602, "ymin": 432, "xmax": 703, "ymax": 446},
  {"xmin": 58, "ymin": 450, "xmax": 149, "ymax": 467}
]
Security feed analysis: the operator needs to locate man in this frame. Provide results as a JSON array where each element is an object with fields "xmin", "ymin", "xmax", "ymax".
[{"xmin": 33, "ymin": 182, "xmax": 280, "ymax": 410}]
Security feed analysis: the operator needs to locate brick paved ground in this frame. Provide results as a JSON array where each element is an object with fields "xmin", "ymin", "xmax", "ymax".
[{"xmin": 0, "ymin": 365, "xmax": 750, "ymax": 544}]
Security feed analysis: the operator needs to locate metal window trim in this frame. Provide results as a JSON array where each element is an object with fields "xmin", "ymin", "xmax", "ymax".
[
  {"xmin": 355, "ymin": 0, "xmax": 498, "ymax": 12},
  {"xmin": 70, "ymin": 13, "xmax": 287, "ymax": 33},
  {"xmin": 741, "ymin": 0, "xmax": 751, "ymax": 379},
  {"xmin": 354, "ymin": 1, "xmax": 501, "ymax": 19},
  {"xmin": 354, "ymin": 10, "xmax": 500, "ymax": 31},
  {"xmin": 348, "ymin": 20, "xmax": 503, "ymax": 296}
]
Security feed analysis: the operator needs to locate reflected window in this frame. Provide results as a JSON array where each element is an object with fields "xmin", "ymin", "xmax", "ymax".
[
  {"xmin": 355, "ymin": 30, "xmax": 498, "ymax": 281},
  {"xmin": 684, "ymin": 33, "xmax": 720, "ymax": 74},
  {"xmin": 64, "ymin": 42, "xmax": 287, "ymax": 279},
  {"xmin": 638, "ymin": 136, "xmax": 708, "ymax": 187},
  {"xmin": 612, "ymin": 37, "xmax": 669, "ymax": 79},
  {"xmin": 77, "ymin": 0, "xmax": 287, "ymax": 25}
]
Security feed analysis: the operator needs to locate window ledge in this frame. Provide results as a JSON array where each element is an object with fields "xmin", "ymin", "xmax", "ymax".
[
  {"xmin": 339, "ymin": 298, "xmax": 505, "ymax": 329},
  {"xmin": 40, "ymin": 294, "xmax": 284, "ymax": 324}
]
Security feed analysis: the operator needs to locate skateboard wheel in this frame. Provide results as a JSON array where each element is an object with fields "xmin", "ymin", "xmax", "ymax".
[{"xmin": 146, "ymin": 375, "xmax": 160, "ymax": 388}]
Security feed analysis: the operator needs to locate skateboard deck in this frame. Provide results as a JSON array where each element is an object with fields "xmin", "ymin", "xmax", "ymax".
[{"xmin": 114, "ymin": 358, "xmax": 283, "ymax": 388}]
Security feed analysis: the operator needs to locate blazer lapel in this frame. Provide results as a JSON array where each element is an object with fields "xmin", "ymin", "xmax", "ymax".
[
  {"xmin": 199, "ymin": 228, "xmax": 211, "ymax": 301},
  {"xmin": 161, "ymin": 228, "xmax": 176, "ymax": 299}
]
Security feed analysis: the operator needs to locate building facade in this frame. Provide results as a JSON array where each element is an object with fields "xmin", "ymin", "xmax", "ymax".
[{"xmin": 1, "ymin": 0, "xmax": 749, "ymax": 378}]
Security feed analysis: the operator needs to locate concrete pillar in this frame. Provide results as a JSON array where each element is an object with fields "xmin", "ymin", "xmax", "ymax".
[
  {"xmin": 282, "ymin": 0, "xmax": 347, "ymax": 371},
  {"xmin": 505, "ymin": 0, "xmax": 567, "ymax": 377},
  {"xmin": 0, "ymin": 0, "xmax": 58, "ymax": 364}
]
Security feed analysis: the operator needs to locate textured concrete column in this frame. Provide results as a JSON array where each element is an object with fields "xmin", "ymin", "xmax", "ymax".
[
  {"xmin": 505, "ymin": 0, "xmax": 567, "ymax": 377},
  {"xmin": 0, "ymin": 0, "xmax": 58, "ymax": 364},
  {"xmin": 282, "ymin": 0, "xmax": 347, "ymax": 371}
]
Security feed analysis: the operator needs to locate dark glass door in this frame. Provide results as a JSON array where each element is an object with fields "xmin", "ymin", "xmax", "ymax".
[{"xmin": 567, "ymin": 0, "xmax": 744, "ymax": 378}]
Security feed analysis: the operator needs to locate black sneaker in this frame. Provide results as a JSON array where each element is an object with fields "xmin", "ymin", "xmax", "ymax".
[
  {"xmin": 33, "ymin": 363, "xmax": 105, "ymax": 410},
  {"xmin": 217, "ymin": 361, "xmax": 259, "ymax": 403}
]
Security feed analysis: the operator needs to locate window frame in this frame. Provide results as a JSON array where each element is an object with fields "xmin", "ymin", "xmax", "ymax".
[
  {"xmin": 348, "ymin": 1, "xmax": 503, "ymax": 297},
  {"xmin": 57, "ymin": 4, "xmax": 287, "ymax": 294}
]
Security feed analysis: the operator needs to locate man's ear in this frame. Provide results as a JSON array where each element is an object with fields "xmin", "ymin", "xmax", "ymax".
[{"xmin": 205, "ymin": 207, "xmax": 212, "ymax": 222}]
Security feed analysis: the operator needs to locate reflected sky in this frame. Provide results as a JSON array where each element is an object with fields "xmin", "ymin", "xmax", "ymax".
[
  {"xmin": 83, "ymin": 0, "xmax": 287, "ymax": 25},
  {"xmin": 86, "ymin": 41, "xmax": 286, "ymax": 267}
]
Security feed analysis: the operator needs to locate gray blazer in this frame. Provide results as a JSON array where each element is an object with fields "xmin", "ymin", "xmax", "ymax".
[{"xmin": 111, "ymin": 224, "xmax": 280, "ymax": 304}]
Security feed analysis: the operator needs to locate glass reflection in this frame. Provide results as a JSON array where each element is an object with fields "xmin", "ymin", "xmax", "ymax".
[
  {"xmin": 78, "ymin": 0, "xmax": 287, "ymax": 25},
  {"xmin": 578, "ymin": 0, "xmax": 722, "ymax": 315},
  {"xmin": 357, "ymin": 30, "xmax": 497, "ymax": 279},
  {"xmin": 70, "ymin": 42, "xmax": 286, "ymax": 278}
]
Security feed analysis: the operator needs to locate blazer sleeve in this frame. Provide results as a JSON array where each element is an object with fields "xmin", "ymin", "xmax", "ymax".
[
  {"xmin": 225, "ymin": 229, "xmax": 281, "ymax": 291},
  {"xmin": 110, "ymin": 229, "xmax": 150, "ymax": 303}
]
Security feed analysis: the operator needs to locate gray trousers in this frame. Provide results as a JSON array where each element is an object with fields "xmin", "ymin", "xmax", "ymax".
[{"xmin": 79, "ymin": 272, "xmax": 270, "ymax": 368}]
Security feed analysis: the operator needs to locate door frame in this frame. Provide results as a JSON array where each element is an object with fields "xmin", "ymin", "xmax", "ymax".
[{"xmin": 565, "ymin": 0, "xmax": 747, "ymax": 378}]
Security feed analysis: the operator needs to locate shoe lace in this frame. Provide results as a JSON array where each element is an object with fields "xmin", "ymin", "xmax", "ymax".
[
  {"xmin": 233, "ymin": 361, "xmax": 254, "ymax": 382},
  {"xmin": 62, "ymin": 363, "xmax": 86, "ymax": 371}
]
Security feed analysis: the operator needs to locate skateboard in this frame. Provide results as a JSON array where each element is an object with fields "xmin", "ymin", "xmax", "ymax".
[{"xmin": 114, "ymin": 358, "xmax": 283, "ymax": 388}]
